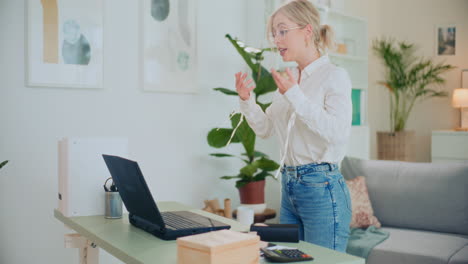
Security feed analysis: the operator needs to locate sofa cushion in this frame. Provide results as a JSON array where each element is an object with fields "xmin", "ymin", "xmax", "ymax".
[
  {"xmin": 346, "ymin": 176, "xmax": 381, "ymax": 228},
  {"xmin": 367, "ymin": 227, "xmax": 468, "ymax": 264},
  {"xmin": 341, "ymin": 157, "xmax": 468, "ymax": 235},
  {"xmin": 449, "ymin": 245, "xmax": 468, "ymax": 264}
]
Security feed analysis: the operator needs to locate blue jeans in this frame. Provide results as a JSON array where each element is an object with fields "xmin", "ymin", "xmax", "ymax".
[{"xmin": 279, "ymin": 162, "xmax": 352, "ymax": 252}]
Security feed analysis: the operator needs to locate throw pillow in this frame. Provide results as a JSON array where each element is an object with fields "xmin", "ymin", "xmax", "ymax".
[{"xmin": 346, "ymin": 176, "xmax": 381, "ymax": 228}]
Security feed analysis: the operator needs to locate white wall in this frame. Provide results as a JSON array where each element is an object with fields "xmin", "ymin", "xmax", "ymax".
[
  {"xmin": 0, "ymin": 0, "xmax": 274, "ymax": 263},
  {"xmin": 345, "ymin": 0, "xmax": 468, "ymax": 161}
]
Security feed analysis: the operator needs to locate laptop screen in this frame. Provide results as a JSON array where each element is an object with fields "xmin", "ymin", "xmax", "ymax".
[{"xmin": 102, "ymin": 155, "xmax": 164, "ymax": 226}]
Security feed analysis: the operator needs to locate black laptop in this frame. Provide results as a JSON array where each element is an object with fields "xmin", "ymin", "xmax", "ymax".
[{"xmin": 102, "ymin": 154, "xmax": 230, "ymax": 240}]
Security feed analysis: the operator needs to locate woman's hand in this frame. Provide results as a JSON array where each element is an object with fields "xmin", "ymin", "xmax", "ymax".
[
  {"xmin": 271, "ymin": 68, "xmax": 297, "ymax": 94},
  {"xmin": 235, "ymin": 72, "xmax": 256, "ymax": 101}
]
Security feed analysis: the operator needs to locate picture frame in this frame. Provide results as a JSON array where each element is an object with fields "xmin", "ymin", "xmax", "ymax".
[
  {"xmin": 26, "ymin": 0, "xmax": 104, "ymax": 89},
  {"xmin": 140, "ymin": 0, "xmax": 198, "ymax": 94},
  {"xmin": 435, "ymin": 24, "xmax": 456, "ymax": 56}
]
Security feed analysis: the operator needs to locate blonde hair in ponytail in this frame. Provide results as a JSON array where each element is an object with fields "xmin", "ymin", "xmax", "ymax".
[{"xmin": 267, "ymin": 0, "xmax": 335, "ymax": 53}]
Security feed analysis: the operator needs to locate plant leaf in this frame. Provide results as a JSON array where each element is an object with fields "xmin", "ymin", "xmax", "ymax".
[
  {"xmin": 235, "ymin": 179, "xmax": 253, "ymax": 189},
  {"xmin": 253, "ymin": 170, "xmax": 274, "ymax": 181},
  {"xmin": 220, "ymin": 175, "xmax": 241, "ymax": 180},
  {"xmin": 240, "ymin": 164, "xmax": 258, "ymax": 177},
  {"xmin": 253, "ymin": 67, "xmax": 277, "ymax": 96},
  {"xmin": 213, "ymin": 87, "xmax": 238, "ymax": 96},
  {"xmin": 231, "ymin": 113, "xmax": 256, "ymax": 157},
  {"xmin": 207, "ymin": 128, "xmax": 240, "ymax": 148},
  {"xmin": 253, "ymin": 157, "xmax": 280, "ymax": 171},
  {"xmin": 257, "ymin": 102, "xmax": 272, "ymax": 112},
  {"xmin": 225, "ymin": 34, "xmax": 277, "ymax": 98},
  {"xmin": 225, "ymin": 34, "xmax": 256, "ymax": 70},
  {"xmin": 0, "ymin": 160, "xmax": 8, "ymax": 169},
  {"xmin": 210, "ymin": 153, "xmax": 235, "ymax": 158}
]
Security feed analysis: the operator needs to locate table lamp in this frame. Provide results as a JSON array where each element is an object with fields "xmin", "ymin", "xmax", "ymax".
[{"xmin": 452, "ymin": 88, "xmax": 468, "ymax": 131}]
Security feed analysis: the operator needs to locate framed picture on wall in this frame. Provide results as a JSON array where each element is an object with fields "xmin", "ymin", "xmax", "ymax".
[
  {"xmin": 435, "ymin": 24, "xmax": 456, "ymax": 56},
  {"xmin": 26, "ymin": 0, "xmax": 103, "ymax": 89},
  {"xmin": 140, "ymin": 0, "xmax": 198, "ymax": 93}
]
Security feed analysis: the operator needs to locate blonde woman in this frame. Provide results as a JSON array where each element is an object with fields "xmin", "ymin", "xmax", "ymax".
[{"xmin": 235, "ymin": 0, "xmax": 352, "ymax": 252}]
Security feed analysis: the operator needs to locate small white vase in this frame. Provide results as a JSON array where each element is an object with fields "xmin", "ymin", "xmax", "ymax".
[{"xmin": 240, "ymin": 203, "xmax": 266, "ymax": 214}]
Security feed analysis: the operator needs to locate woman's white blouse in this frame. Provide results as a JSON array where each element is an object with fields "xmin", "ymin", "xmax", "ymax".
[{"xmin": 239, "ymin": 55, "xmax": 352, "ymax": 167}]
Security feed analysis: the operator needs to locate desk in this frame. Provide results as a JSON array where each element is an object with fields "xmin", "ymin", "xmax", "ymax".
[{"xmin": 54, "ymin": 201, "xmax": 364, "ymax": 264}]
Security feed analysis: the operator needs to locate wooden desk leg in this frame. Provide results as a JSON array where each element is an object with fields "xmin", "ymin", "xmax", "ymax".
[
  {"xmin": 64, "ymin": 233, "xmax": 99, "ymax": 264},
  {"xmin": 79, "ymin": 240, "xmax": 99, "ymax": 264}
]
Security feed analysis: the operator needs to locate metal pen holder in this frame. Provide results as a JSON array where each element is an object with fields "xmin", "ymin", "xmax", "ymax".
[
  {"xmin": 104, "ymin": 177, "xmax": 122, "ymax": 219},
  {"xmin": 105, "ymin": 191, "xmax": 122, "ymax": 219}
]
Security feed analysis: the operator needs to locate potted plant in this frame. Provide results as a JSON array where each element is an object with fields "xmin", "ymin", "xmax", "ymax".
[
  {"xmin": 207, "ymin": 34, "xmax": 279, "ymax": 211},
  {"xmin": 0, "ymin": 160, "xmax": 8, "ymax": 169},
  {"xmin": 372, "ymin": 38, "xmax": 455, "ymax": 161}
]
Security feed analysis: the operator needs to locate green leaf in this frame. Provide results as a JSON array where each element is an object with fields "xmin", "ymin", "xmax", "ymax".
[
  {"xmin": 253, "ymin": 67, "xmax": 277, "ymax": 96},
  {"xmin": 0, "ymin": 160, "xmax": 8, "ymax": 169},
  {"xmin": 257, "ymin": 102, "xmax": 272, "ymax": 112},
  {"xmin": 235, "ymin": 179, "xmax": 251, "ymax": 189},
  {"xmin": 253, "ymin": 157, "xmax": 280, "ymax": 171},
  {"xmin": 225, "ymin": 34, "xmax": 277, "ymax": 98},
  {"xmin": 231, "ymin": 113, "xmax": 256, "ymax": 157},
  {"xmin": 225, "ymin": 34, "xmax": 256, "ymax": 70},
  {"xmin": 240, "ymin": 164, "xmax": 258, "ymax": 177},
  {"xmin": 220, "ymin": 175, "xmax": 241, "ymax": 180},
  {"xmin": 207, "ymin": 128, "xmax": 240, "ymax": 148},
  {"xmin": 253, "ymin": 170, "xmax": 273, "ymax": 181},
  {"xmin": 213, "ymin": 87, "xmax": 238, "ymax": 96},
  {"xmin": 210, "ymin": 153, "xmax": 235, "ymax": 158},
  {"xmin": 210, "ymin": 153, "xmax": 249, "ymax": 163}
]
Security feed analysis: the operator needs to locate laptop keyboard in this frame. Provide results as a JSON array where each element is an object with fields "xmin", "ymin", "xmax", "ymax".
[{"xmin": 161, "ymin": 212, "xmax": 207, "ymax": 229}]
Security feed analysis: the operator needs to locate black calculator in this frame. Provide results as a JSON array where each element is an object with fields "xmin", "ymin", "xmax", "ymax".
[{"xmin": 261, "ymin": 247, "xmax": 314, "ymax": 262}]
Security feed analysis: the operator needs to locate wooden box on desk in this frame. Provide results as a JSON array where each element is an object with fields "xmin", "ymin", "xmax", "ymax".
[{"xmin": 176, "ymin": 230, "xmax": 260, "ymax": 264}]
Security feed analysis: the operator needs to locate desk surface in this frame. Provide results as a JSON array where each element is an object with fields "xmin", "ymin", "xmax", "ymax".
[{"xmin": 54, "ymin": 201, "xmax": 364, "ymax": 264}]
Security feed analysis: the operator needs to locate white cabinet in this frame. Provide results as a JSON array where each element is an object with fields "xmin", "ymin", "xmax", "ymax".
[
  {"xmin": 431, "ymin": 131, "xmax": 468, "ymax": 163},
  {"xmin": 324, "ymin": 7, "xmax": 368, "ymax": 127}
]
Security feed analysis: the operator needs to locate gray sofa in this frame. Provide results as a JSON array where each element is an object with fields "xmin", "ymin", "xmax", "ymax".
[{"xmin": 341, "ymin": 157, "xmax": 468, "ymax": 264}]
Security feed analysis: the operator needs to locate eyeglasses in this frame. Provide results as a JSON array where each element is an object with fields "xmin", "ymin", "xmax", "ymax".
[{"xmin": 270, "ymin": 26, "xmax": 305, "ymax": 41}]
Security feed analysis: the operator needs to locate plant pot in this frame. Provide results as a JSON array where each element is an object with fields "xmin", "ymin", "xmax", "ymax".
[
  {"xmin": 238, "ymin": 180, "xmax": 265, "ymax": 205},
  {"xmin": 377, "ymin": 130, "xmax": 415, "ymax": 161}
]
